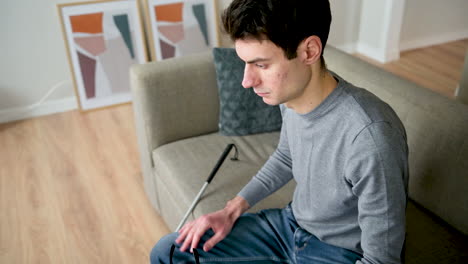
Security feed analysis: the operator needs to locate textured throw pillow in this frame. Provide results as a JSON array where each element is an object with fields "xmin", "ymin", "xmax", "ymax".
[{"xmin": 212, "ymin": 48, "xmax": 282, "ymax": 136}]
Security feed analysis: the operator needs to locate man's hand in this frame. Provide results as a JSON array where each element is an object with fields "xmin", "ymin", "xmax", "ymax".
[{"xmin": 175, "ymin": 196, "xmax": 250, "ymax": 252}]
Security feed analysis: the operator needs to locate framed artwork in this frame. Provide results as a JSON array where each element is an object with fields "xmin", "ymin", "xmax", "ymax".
[
  {"xmin": 58, "ymin": 0, "xmax": 147, "ymax": 111},
  {"xmin": 145, "ymin": 0, "xmax": 219, "ymax": 61}
]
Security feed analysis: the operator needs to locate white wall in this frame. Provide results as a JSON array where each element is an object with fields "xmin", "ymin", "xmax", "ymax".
[
  {"xmin": 2, "ymin": 0, "xmax": 467, "ymax": 123},
  {"xmin": 356, "ymin": 0, "xmax": 406, "ymax": 63},
  {"xmin": 400, "ymin": 0, "xmax": 468, "ymax": 51},
  {"xmin": 0, "ymin": 0, "xmax": 231, "ymax": 123},
  {"xmin": 328, "ymin": 0, "xmax": 362, "ymax": 52},
  {"xmin": 0, "ymin": 0, "xmax": 85, "ymax": 123},
  {"xmin": 331, "ymin": 0, "xmax": 468, "ymax": 61}
]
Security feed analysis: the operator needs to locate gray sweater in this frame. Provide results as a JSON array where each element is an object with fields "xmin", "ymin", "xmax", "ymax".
[{"xmin": 238, "ymin": 73, "xmax": 409, "ymax": 264}]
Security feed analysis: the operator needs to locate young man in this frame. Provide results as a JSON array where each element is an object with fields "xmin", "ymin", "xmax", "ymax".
[{"xmin": 151, "ymin": 0, "xmax": 408, "ymax": 263}]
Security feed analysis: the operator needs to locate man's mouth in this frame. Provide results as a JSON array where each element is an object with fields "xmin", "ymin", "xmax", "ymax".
[{"xmin": 254, "ymin": 90, "xmax": 269, "ymax": 97}]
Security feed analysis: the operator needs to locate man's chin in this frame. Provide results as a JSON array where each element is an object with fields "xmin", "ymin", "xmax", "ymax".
[{"xmin": 262, "ymin": 97, "xmax": 280, "ymax": 106}]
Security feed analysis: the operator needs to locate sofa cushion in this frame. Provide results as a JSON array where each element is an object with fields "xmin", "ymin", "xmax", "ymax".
[
  {"xmin": 152, "ymin": 131, "xmax": 295, "ymax": 231},
  {"xmin": 405, "ymin": 201, "xmax": 468, "ymax": 263},
  {"xmin": 212, "ymin": 48, "xmax": 282, "ymax": 136}
]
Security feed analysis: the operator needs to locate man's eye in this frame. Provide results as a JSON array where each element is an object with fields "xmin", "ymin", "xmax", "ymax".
[{"xmin": 256, "ymin": 64, "xmax": 266, "ymax": 69}]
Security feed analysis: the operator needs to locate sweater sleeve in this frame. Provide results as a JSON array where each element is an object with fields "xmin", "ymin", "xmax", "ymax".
[
  {"xmin": 347, "ymin": 121, "xmax": 408, "ymax": 264},
  {"xmin": 237, "ymin": 111, "xmax": 294, "ymax": 207}
]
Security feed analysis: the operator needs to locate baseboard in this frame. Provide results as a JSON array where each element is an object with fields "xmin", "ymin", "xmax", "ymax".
[
  {"xmin": 0, "ymin": 97, "xmax": 78, "ymax": 124},
  {"xmin": 354, "ymin": 30, "xmax": 468, "ymax": 62},
  {"xmin": 356, "ymin": 43, "xmax": 386, "ymax": 63},
  {"xmin": 331, "ymin": 43, "xmax": 358, "ymax": 54},
  {"xmin": 400, "ymin": 30, "xmax": 468, "ymax": 51},
  {"xmin": 356, "ymin": 42, "xmax": 403, "ymax": 63}
]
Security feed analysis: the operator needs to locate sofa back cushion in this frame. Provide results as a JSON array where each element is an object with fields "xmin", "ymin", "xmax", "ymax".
[{"xmin": 324, "ymin": 46, "xmax": 468, "ymax": 235}]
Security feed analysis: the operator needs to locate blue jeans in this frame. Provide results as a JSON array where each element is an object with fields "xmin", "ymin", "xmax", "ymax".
[{"xmin": 150, "ymin": 205, "xmax": 362, "ymax": 263}]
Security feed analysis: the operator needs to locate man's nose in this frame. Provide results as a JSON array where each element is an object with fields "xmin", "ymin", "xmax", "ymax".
[{"xmin": 242, "ymin": 65, "xmax": 259, "ymax": 88}]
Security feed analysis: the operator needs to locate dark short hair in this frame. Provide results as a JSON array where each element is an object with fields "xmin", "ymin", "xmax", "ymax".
[{"xmin": 222, "ymin": 0, "xmax": 332, "ymax": 61}]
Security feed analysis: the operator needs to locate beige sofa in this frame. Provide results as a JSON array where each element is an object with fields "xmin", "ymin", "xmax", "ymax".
[{"xmin": 130, "ymin": 46, "xmax": 468, "ymax": 263}]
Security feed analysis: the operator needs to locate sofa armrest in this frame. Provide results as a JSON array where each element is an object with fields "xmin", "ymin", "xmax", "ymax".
[{"xmin": 130, "ymin": 51, "xmax": 220, "ymax": 210}]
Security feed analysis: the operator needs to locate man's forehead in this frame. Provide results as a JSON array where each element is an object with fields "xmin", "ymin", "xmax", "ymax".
[
  {"xmin": 235, "ymin": 39, "xmax": 281, "ymax": 60},
  {"xmin": 235, "ymin": 38, "xmax": 272, "ymax": 48}
]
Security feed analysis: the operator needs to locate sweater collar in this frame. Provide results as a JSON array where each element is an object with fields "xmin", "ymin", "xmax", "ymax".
[{"xmin": 293, "ymin": 71, "xmax": 346, "ymax": 120}]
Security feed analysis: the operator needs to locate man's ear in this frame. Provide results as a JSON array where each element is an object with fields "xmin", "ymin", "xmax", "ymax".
[{"xmin": 299, "ymin": 36, "xmax": 322, "ymax": 65}]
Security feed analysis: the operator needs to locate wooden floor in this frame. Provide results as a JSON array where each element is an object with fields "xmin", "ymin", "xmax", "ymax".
[
  {"xmin": 0, "ymin": 105, "xmax": 170, "ymax": 263},
  {"xmin": 1, "ymin": 40, "xmax": 467, "ymax": 263},
  {"xmin": 354, "ymin": 38, "xmax": 468, "ymax": 98}
]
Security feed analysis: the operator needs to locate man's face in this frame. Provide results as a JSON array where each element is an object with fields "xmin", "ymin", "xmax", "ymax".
[{"xmin": 235, "ymin": 39, "xmax": 312, "ymax": 106}]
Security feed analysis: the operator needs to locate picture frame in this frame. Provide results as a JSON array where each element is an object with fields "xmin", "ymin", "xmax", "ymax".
[
  {"xmin": 144, "ymin": 0, "xmax": 219, "ymax": 61},
  {"xmin": 58, "ymin": 0, "xmax": 147, "ymax": 111}
]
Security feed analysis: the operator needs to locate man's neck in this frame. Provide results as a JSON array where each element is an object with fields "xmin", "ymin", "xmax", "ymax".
[{"xmin": 286, "ymin": 67, "xmax": 338, "ymax": 115}]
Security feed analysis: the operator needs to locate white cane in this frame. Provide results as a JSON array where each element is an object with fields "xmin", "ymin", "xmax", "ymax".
[{"xmin": 175, "ymin": 144, "xmax": 239, "ymax": 232}]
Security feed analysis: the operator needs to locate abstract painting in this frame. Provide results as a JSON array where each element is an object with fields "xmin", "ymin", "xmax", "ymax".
[
  {"xmin": 58, "ymin": 0, "xmax": 147, "ymax": 111},
  {"xmin": 145, "ymin": 0, "xmax": 219, "ymax": 61}
]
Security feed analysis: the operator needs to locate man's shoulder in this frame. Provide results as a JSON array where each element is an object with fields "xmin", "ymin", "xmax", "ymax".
[
  {"xmin": 339, "ymin": 81, "xmax": 407, "ymax": 146},
  {"xmin": 340, "ymin": 81, "xmax": 398, "ymax": 125}
]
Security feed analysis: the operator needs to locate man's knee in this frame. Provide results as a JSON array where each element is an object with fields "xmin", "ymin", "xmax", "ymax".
[{"xmin": 150, "ymin": 232, "xmax": 178, "ymax": 264}]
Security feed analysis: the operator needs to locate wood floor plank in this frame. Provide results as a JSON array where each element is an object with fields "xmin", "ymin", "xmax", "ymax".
[
  {"xmin": 1, "ymin": 119, "xmax": 70, "ymax": 263},
  {"xmin": 354, "ymin": 38, "xmax": 468, "ymax": 99},
  {"xmin": 0, "ymin": 106, "xmax": 170, "ymax": 264}
]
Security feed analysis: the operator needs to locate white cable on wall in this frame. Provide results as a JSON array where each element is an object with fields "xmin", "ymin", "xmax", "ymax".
[
  {"xmin": 0, "ymin": 80, "xmax": 75, "ymax": 124},
  {"xmin": 22, "ymin": 80, "xmax": 71, "ymax": 112}
]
